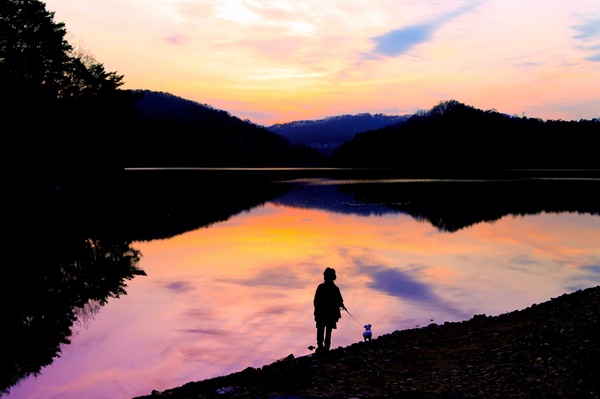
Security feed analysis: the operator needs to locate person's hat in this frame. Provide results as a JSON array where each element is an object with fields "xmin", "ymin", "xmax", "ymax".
[{"xmin": 323, "ymin": 267, "xmax": 336, "ymax": 281}]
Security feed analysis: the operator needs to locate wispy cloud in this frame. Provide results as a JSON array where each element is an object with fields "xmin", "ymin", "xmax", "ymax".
[
  {"xmin": 368, "ymin": 2, "xmax": 483, "ymax": 58},
  {"xmin": 372, "ymin": 24, "xmax": 433, "ymax": 57},
  {"xmin": 164, "ymin": 34, "xmax": 187, "ymax": 45},
  {"xmin": 218, "ymin": 268, "xmax": 308, "ymax": 289},
  {"xmin": 572, "ymin": 17, "xmax": 600, "ymax": 62},
  {"xmin": 177, "ymin": 328, "xmax": 229, "ymax": 336},
  {"xmin": 366, "ymin": 265, "xmax": 436, "ymax": 301},
  {"xmin": 572, "ymin": 18, "xmax": 600, "ymax": 41},
  {"xmin": 163, "ymin": 280, "xmax": 196, "ymax": 293},
  {"xmin": 353, "ymin": 259, "xmax": 470, "ymax": 320}
]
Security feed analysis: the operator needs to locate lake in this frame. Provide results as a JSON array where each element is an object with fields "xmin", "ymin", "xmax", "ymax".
[{"xmin": 4, "ymin": 170, "xmax": 599, "ymax": 399}]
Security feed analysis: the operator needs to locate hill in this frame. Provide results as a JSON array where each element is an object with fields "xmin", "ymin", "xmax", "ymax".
[
  {"xmin": 127, "ymin": 96, "xmax": 598, "ymax": 172},
  {"xmin": 77, "ymin": 93, "xmax": 597, "ymax": 173},
  {"xmin": 133, "ymin": 285, "xmax": 600, "ymax": 398},
  {"xmin": 123, "ymin": 90, "xmax": 321, "ymax": 167},
  {"xmin": 332, "ymin": 100, "xmax": 599, "ymax": 173},
  {"xmin": 268, "ymin": 113, "xmax": 409, "ymax": 154}
]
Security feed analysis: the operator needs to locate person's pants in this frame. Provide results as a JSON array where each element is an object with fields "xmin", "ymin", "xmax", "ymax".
[{"xmin": 317, "ymin": 325, "xmax": 333, "ymax": 351}]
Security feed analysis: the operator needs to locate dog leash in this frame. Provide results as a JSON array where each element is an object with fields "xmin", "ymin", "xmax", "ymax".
[{"xmin": 343, "ymin": 308, "xmax": 364, "ymax": 326}]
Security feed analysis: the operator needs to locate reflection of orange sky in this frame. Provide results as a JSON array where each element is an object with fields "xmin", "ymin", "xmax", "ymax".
[
  {"xmin": 130, "ymin": 204, "xmax": 597, "ymax": 397},
  {"xmin": 130, "ymin": 204, "xmax": 599, "ymax": 357},
  {"xmin": 136, "ymin": 205, "xmax": 598, "ymax": 313},
  {"xmin": 9, "ymin": 203, "xmax": 598, "ymax": 399}
]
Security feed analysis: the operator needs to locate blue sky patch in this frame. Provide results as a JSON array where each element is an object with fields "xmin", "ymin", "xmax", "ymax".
[{"xmin": 369, "ymin": 2, "xmax": 482, "ymax": 58}]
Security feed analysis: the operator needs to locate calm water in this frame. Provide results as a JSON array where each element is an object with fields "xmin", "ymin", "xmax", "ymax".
[{"xmin": 6, "ymin": 176, "xmax": 600, "ymax": 399}]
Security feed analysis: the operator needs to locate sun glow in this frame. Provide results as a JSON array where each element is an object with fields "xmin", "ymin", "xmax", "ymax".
[{"xmin": 43, "ymin": 0, "xmax": 599, "ymax": 125}]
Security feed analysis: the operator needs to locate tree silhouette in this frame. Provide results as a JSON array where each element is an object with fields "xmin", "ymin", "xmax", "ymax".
[
  {"xmin": 332, "ymin": 100, "xmax": 599, "ymax": 173},
  {"xmin": 2, "ymin": 0, "xmax": 139, "ymax": 194},
  {"xmin": 62, "ymin": 45, "xmax": 125, "ymax": 100},
  {"xmin": 1, "ymin": 0, "xmax": 124, "ymax": 103},
  {"xmin": 0, "ymin": 234, "xmax": 145, "ymax": 395},
  {"xmin": 0, "ymin": 0, "xmax": 72, "ymax": 103}
]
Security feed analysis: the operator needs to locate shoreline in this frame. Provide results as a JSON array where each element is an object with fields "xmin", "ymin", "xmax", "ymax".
[{"xmin": 134, "ymin": 285, "xmax": 600, "ymax": 399}]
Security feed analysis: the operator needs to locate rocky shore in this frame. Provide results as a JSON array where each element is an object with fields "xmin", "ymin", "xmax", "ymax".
[{"xmin": 134, "ymin": 285, "xmax": 599, "ymax": 399}]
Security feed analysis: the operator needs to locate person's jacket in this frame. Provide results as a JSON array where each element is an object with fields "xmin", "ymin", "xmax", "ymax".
[{"xmin": 313, "ymin": 280, "xmax": 344, "ymax": 324}]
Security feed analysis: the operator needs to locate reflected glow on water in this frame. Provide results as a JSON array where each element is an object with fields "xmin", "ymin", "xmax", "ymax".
[{"xmin": 7, "ymin": 200, "xmax": 599, "ymax": 399}]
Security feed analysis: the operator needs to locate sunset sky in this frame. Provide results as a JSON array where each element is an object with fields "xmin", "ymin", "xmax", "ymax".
[{"xmin": 44, "ymin": 0, "xmax": 599, "ymax": 126}]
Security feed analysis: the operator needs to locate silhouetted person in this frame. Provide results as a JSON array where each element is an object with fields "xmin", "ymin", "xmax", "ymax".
[{"xmin": 313, "ymin": 267, "xmax": 345, "ymax": 354}]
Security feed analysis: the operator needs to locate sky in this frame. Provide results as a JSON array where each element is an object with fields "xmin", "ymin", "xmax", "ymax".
[{"xmin": 44, "ymin": 0, "xmax": 600, "ymax": 126}]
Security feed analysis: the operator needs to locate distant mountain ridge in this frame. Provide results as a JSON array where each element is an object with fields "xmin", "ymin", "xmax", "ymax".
[{"xmin": 268, "ymin": 113, "xmax": 409, "ymax": 153}]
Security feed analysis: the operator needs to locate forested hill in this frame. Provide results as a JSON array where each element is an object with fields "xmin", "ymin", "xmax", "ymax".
[
  {"xmin": 332, "ymin": 100, "xmax": 599, "ymax": 173},
  {"xmin": 127, "ymin": 90, "xmax": 321, "ymax": 167},
  {"xmin": 268, "ymin": 113, "xmax": 409, "ymax": 153}
]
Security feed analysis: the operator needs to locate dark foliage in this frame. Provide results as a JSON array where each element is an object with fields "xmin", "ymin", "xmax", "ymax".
[
  {"xmin": 113, "ymin": 169, "xmax": 292, "ymax": 241},
  {"xmin": 334, "ymin": 177, "xmax": 600, "ymax": 232},
  {"xmin": 125, "ymin": 90, "xmax": 324, "ymax": 167},
  {"xmin": 1, "ymin": 167, "xmax": 292, "ymax": 395},
  {"xmin": 332, "ymin": 100, "xmax": 599, "ymax": 173},
  {"xmin": 2, "ymin": 205, "xmax": 145, "ymax": 395},
  {"xmin": 0, "ymin": 0, "xmax": 71, "ymax": 103},
  {"xmin": 2, "ymin": 0, "xmax": 140, "ymax": 198},
  {"xmin": 105, "ymin": 169, "xmax": 600, "ymax": 244}
]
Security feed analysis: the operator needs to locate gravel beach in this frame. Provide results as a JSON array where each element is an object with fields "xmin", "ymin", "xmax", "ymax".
[{"xmin": 134, "ymin": 285, "xmax": 599, "ymax": 399}]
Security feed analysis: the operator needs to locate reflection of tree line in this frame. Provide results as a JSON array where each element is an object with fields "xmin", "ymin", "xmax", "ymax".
[
  {"xmin": 271, "ymin": 183, "xmax": 394, "ymax": 217},
  {"xmin": 0, "ymin": 235, "xmax": 144, "ymax": 395},
  {"xmin": 269, "ymin": 175, "xmax": 600, "ymax": 232},
  {"xmin": 2, "ymin": 171, "xmax": 598, "ymax": 394},
  {"xmin": 1, "ymin": 171, "xmax": 289, "ymax": 395},
  {"xmin": 336, "ymin": 178, "xmax": 600, "ymax": 232},
  {"xmin": 116, "ymin": 170, "xmax": 291, "ymax": 241},
  {"xmin": 96, "ymin": 172, "xmax": 600, "ymax": 240}
]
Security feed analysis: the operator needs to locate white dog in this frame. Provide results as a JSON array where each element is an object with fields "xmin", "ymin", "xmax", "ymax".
[{"xmin": 363, "ymin": 324, "xmax": 372, "ymax": 341}]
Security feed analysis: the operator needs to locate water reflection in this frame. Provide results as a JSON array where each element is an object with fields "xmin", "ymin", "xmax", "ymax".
[
  {"xmin": 4, "ymin": 175, "xmax": 599, "ymax": 399},
  {"xmin": 0, "ymin": 236, "xmax": 144, "ymax": 396}
]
